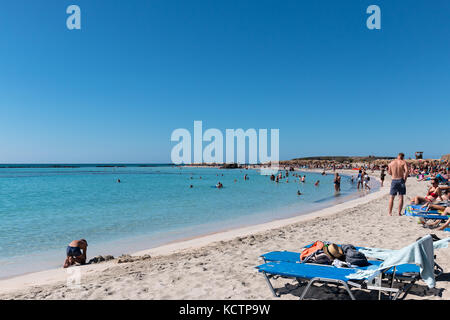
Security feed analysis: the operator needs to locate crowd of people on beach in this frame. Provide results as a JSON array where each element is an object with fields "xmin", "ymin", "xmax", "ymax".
[{"xmin": 406, "ymin": 158, "xmax": 450, "ymax": 231}]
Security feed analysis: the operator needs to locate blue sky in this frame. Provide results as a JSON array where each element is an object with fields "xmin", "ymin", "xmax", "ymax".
[{"xmin": 0, "ymin": 0, "xmax": 449, "ymax": 163}]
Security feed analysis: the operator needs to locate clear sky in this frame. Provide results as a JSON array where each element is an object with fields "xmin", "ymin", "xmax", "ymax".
[{"xmin": 0, "ymin": 0, "xmax": 449, "ymax": 163}]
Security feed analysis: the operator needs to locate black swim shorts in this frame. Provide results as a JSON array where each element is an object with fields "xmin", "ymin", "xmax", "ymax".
[
  {"xmin": 66, "ymin": 246, "xmax": 82, "ymax": 257},
  {"xmin": 390, "ymin": 179, "xmax": 406, "ymax": 196}
]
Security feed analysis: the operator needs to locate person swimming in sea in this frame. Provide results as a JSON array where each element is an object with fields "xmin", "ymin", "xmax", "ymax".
[
  {"xmin": 190, "ymin": 185, "xmax": 193, "ymax": 188},
  {"xmin": 297, "ymin": 190, "xmax": 302, "ymax": 196},
  {"xmin": 64, "ymin": 239, "xmax": 88, "ymax": 268},
  {"xmin": 315, "ymin": 180, "xmax": 320, "ymax": 186},
  {"xmin": 301, "ymin": 175, "xmax": 306, "ymax": 183},
  {"xmin": 216, "ymin": 182, "xmax": 223, "ymax": 189},
  {"xmin": 117, "ymin": 179, "xmax": 121, "ymax": 183}
]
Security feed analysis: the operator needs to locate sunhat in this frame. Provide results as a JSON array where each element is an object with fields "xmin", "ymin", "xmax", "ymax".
[{"xmin": 323, "ymin": 243, "xmax": 344, "ymax": 260}]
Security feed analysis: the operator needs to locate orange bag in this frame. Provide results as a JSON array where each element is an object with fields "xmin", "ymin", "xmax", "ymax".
[{"xmin": 300, "ymin": 241, "xmax": 324, "ymax": 261}]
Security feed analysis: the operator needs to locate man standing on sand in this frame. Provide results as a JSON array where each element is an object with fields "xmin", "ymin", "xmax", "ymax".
[{"xmin": 388, "ymin": 153, "xmax": 409, "ymax": 216}]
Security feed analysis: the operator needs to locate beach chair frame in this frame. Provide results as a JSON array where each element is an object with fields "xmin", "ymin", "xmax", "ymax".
[
  {"xmin": 259, "ymin": 262, "xmax": 404, "ymax": 300},
  {"xmin": 260, "ymin": 250, "xmax": 424, "ymax": 290}
]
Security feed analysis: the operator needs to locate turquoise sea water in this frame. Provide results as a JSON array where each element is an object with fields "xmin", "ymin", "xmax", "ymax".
[{"xmin": 0, "ymin": 165, "xmax": 377, "ymax": 278}]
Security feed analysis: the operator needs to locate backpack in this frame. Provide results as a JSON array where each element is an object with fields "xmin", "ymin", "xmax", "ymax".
[
  {"xmin": 300, "ymin": 241, "xmax": 324, "ymax": 262},
  {"xmin": 341, "ymin": 244, "xmax": 370, "ymax": 267}
]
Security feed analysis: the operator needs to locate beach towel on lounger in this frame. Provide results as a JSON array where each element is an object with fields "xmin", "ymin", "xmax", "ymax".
[
  {"xmin": 347, "ymin": 236, "xmax": 450, "ymax": 288},
  {"xmin": 357, "ymin": 237, "xmax": 450, "ymax": 261}
]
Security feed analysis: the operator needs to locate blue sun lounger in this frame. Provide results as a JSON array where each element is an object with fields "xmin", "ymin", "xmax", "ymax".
[
  {"xmin": 257, "ymin": 239, "xmax": 445, "ymax": 300},
  {"xmin": 262, "ymin": 242, "xmax": 444, "ymax": 275},
  {"xmin": 256, "ymin": 261, "xmax": 406, "ymax": 300},
  {"xmin": 259, "ymin": 251, "xmax": 423, "ymax": 298},
  {"xmin": 404, "ymin": 204, "xmax": 444, "ymax": 216},
  {"xmin": 404, "ymin": 211, "xmax": 449, "ymax": 220}
]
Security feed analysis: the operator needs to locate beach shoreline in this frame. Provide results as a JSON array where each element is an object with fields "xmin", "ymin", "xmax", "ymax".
[
  {"xmin": 1, "ymin": 170, "xmax": 448, "ymax": 299},
  {"xmin": 0, "ymin": 168, "xmax": 386, "ymax": 297},
  {"xmin": 0, "ymin": 167, "xmax": 370, "ymax": 281}
]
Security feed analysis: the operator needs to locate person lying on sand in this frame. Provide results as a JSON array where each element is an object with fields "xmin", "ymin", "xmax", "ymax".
[{"xmin": 64, "ymin": 239, "xmax": 88, "ymax": 268}]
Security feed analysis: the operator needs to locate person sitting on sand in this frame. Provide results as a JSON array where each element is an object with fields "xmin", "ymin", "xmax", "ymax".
[
  {"xmin": 419, "ymin": 206, "xmax": 450, "ymax": 230},
  {"xmin": 435, "ymin": 207, "xmax": 450, "ymax": 230},
  {"xmin": 64, "ymin": 239, "xmax": 88, "ymax": 268},
  {"xmin": 411, "ymin": 179, "xmax": 442, "ymax": 205},
  {"xmin": 421, "ymin": 202, "xmax": 449, "ymax": 212}
]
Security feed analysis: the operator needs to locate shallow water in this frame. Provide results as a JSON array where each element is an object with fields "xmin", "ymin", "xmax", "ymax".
[{"xmin": 0, "ymin": 165, "xmax": 377, "ymax": 278}]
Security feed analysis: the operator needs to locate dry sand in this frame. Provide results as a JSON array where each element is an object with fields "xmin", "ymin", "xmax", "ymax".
[{"xmin": 1, "ymin": 170, "xmax": 449, "ymax": 300}]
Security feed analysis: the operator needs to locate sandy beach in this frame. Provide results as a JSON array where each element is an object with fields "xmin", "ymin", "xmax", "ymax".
[{"xmin": 1, "ymin": 169, "xmax": 449, "ymax": 300}]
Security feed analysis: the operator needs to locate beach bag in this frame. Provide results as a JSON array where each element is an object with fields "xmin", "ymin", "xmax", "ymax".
[
  {"xmin": 341, "ymin": 244, "xmax": 370, "ymax": 267},
  {"xmin": 300, "ymin": 241, "xmax": 324, "ymax": 262}
]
